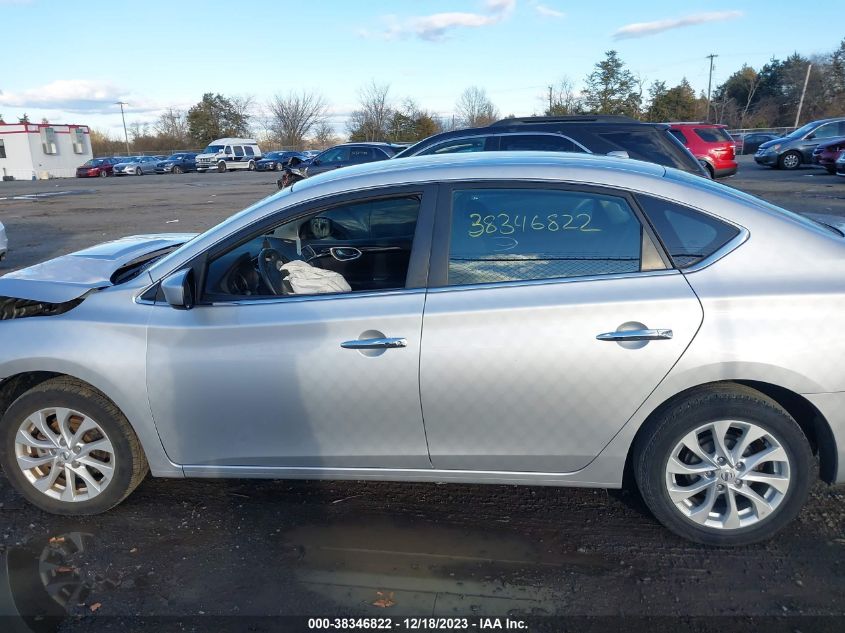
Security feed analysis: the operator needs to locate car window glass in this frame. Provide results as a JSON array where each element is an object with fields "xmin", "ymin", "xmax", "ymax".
[
  {"xmin": 234, "ymin": 146, "xmax": 244, "ymax": 157},
  {"xmin": 669, "ymin": 129, "xmax": 688, "ymax": 144},
  {"xmin": 598, "ymin": 130, "xmax": 691, "ymax": 170},
  {"xmin": 812, "ymin": 123, "xmax": 836, "ymax": 139},
  {"xmin": 497, "ymin": 134, "xmax": 585, "ymax": 153},
  {"xmin": 349, "ymin": 148, "xmax": 373, "ymax": 163},
  {"xmin": 319, "ymin": 147, "xmax": 349, "ymax": 163},
  {"xmin": 636, "ymin": 194, "xmax": 740, "ymax": 267},
  {"xmin": 245, "ymin": 146, "xmax": 255, "ymax": 156},
  {"xmin": 693, "ymin": 127, "xmax": 732, "ymax": 143},
  {"xmin": 224, "ymin": 146, "xmax": 232, "ymax": 155},
  {"xmin": 427, "ymin": 137, "xmax": 486, "ymax": 155},
  {"xmin": 447, "ymin": 188, "xmax": 643, "ymax": 286},
  {"xmin": 204, "ymin": 196, "xmax": 420, "ymax": 299}
]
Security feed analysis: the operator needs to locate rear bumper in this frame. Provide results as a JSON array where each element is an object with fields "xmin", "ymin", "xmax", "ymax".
[{"xmin": 713, "ymin": 164, "xmax": 737, "ymax": 178}]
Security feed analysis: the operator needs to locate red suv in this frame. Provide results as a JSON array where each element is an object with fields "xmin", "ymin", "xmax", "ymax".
[
  {"xmin": 668, "ymin": 123, "xmax": 737, "ymax": 178},
  {"xmin": 812, "ymin": 137, "xmax": 845, "ymax": 174}
]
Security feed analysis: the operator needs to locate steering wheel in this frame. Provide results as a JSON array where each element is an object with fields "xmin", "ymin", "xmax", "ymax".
[{"xmin": 256, "ymin": 247, "xmax": 290, "ymax": 295}]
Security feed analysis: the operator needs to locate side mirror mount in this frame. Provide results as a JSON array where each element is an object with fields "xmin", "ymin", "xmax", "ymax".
[
  {"xmin": 806, "ymin": 133, "xmax": 816, "ymax": 140},
  {"xmin": 161, "ymin": 268, "xmax": 195, "ymax": 310},
  {"xmin": 606, "ymin": 150, "xmax": 629, "ymax": 159}
]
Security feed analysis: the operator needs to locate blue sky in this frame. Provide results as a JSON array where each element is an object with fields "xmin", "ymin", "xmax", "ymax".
[{"xmin": 0, "ymin": 0, "xmax": 841, "ymax": 136}]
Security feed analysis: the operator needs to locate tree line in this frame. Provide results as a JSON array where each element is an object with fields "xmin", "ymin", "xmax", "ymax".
[{"xmin": 87, "ymin": 39, "xmax": 845, "ymax": 156}]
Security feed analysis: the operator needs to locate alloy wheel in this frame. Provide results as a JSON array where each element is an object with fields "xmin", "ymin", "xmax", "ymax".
[
  {"xmin": 664, "ymin": 420, "xmax": 790, "ymax": 530},
  {"xmin": 14, "ymin": 407, "xmax": 116, "ymax": 502}
]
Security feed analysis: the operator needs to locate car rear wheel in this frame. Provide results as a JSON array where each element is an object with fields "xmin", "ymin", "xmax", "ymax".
[
  {"xmin": 0, "ymin": 377, "xmax": 148, "ymax": 515},
  {"xmin": 634, "ymin": 384, "xmax": 813, "ymax": 546},
  {"xmin": 779, "ymin": 151, "xmax": 802, "ymax": 170},
  {"xmin": 172, "ymin": 165, "xmax": 184, "ymax": 174}
]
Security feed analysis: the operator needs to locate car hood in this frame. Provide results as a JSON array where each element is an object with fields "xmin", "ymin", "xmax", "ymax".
[
  {"xmin": 0, "ymin": 233, "xmax": 197, "ymax": 304},
  {"xmin": 758, "ymin": 137, "xmax": 791, "ymax": 150}
]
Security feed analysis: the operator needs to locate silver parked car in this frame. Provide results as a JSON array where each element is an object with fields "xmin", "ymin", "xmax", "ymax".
[
  {"xmin": 112, "ymin": 156, "xmax": 160, "ymax": 176},
  {"xmin": 0, "ymin": 153, "xmax": 843, "ymax": 545}
]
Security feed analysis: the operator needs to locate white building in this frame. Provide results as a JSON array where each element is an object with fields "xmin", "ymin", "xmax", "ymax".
[{"xmin": 0, "ymin": 122, "xmax": 93, "ymax": 180}]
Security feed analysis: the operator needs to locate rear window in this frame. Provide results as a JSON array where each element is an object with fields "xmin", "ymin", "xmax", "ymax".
[
  {"xmin": 694, "ymin": 127, "xmax": 733, "ymax": 143},
  {"xmin": 597, "ymin": 130, "xmax": 701, "ymax": 173},
  {"xmin": 636, "ymin": 194, "xmax": 740, "ymax": 267}
]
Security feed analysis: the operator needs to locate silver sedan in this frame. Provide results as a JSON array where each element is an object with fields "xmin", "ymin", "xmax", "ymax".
[
  {"xmin": 112, "ymin": 156, "xmax": 159, "ymax": 176},
  {"xmin": 0, "ymin": 153, "xmax": 843, "ymax": 545}
]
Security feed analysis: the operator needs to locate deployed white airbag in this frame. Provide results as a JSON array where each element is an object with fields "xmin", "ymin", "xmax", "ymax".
[{"xmin": 280, "ymin": 260, "xmax": 351, "ymax": 294}]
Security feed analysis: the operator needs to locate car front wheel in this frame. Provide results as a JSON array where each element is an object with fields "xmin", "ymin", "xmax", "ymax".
[
  {"xmin": 779, "ymin": 151, "xmax": 802, "ymax": 170},
  {"xmin": 0, "ymin": 377, "xmax": 148, "ymax": 515},
  {"xmin": 634, "ymin": 384, "xmax": 813, "ymax": 546}
]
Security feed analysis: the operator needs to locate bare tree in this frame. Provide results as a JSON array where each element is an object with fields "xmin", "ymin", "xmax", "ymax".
[
  {"xmin": 347, "ymin": 81, "xmax": 393, "ymax": 141},
  {"xmin": 455, "ymin": 86, "xmax": 499, "ymax": 128},
  {"xmin": 310, "ymin": 120, "xmax": 340, "ymax": 149},
  {"xmin": 154, "ymin": 107, "xmax": 189, "ymax": 145},
  {"xmin": 267, "ymin": 90, "xmax": 328, "ymax": 149},
  {"xmin": 545, "ymin": 77, "xmax": 581, "ymax": 114},
  {"xmin": 229, "ymin": 94, "xmax": 257, "ymax": 136}
]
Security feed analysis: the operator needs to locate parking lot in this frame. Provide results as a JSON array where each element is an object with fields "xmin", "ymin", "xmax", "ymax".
[{"xmin": 1, "ymin": 156, "xmax": 844, "ymax": 629}]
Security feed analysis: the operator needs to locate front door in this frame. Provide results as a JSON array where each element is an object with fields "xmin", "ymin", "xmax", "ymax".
[
  {"xmin": 146, "ymin": 188, "xmax": 435, "ymax": 469},
  {"xmin": 420, "ymin": 184, "xmax": 703, "ymax": 473}
]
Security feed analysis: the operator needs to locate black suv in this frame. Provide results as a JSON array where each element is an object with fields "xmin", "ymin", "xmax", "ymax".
[{"xmin": 393, "ymin": 116, "xmax": 707, "ymax": 176}]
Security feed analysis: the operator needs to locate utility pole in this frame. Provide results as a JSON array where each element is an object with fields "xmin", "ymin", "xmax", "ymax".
[
  {"xmin": 548, "ymin": 85, "xmax": 554, "ymax": 114},
  {"xmin": 705, "ymin": 54, "xmax": 718, "ymax": 122},
  {"xmin": 794, "ymin": 63, "xmax": 812, "ymax": 128},
  {"xmin": 115, "ymin": 101, "xmax": 130, "ymax": 156}
]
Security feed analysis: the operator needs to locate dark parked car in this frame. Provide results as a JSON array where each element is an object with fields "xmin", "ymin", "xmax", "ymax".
[
  {"xmin": 836, "ymin": 150, "xmax": 845, "ymax": 177},
  {"xmin": 306, "ymin": 143, "xmax": 401, "ymax": 176},
  {"xmin": 393, "ymin": 115, "xmax": 707, "ymax": 177},
  {"xmin": 668, "ymin": 122, "xmax": 737, "ymax": 178},
  {"xmin": 255, "ymin": 151, "xmax": 308, "ymax": 171},
  {"xmin": 738, "ymin": 132, "xmax": 779, "ymax": 155},
  {"xmin": 755, "ymin": 118, "xmax": 845, "ymax": 169},
  {"xmin": 75, "ymin": 157, "xmax": 121, "ymax": 178},
  {"xmin": 812, "ymin": 137, "xmax": 845, "ymax": 174},
  {"xmin": 155, "ymin": 153, "xmax": 198, "ymax": 174}
]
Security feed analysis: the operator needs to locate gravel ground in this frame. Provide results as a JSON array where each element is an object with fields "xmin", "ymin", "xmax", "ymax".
[{"xmin": 0, "ymin": 156, "xmax": 843, "ymax": 630}]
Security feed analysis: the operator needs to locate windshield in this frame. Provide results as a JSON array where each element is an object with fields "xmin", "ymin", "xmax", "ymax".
[
  {"xmin": 786, "ymin": 122, "xmax": 818, "ymax": 139},
  {"xmin": 166, "ymin": 154, "xmax": 184, "ymax": 160},
  {"xmin": 264, "ymin": 152, "xmax": 284, "ymax": 159},
  {"xmin": 203, "ymin": 145, "xmax": 224, "ymax": 154}
]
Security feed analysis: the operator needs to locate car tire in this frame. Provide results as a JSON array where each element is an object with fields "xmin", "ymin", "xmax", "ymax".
[
  {"xmin": 701, "ymin": 161, "xmax": 715, "ymax": 179},
  {"xmin": 273, "ymin": 163, "xmax": 281, "ymax": 171},
  {"xmin": 825, "ymin": 166, "xmax": 836, "ymax": 175},
  {"xmin": 248, "ymin": 160, "xmax": 256, "ymax": 171},
  {"xmin": 99, "ymin": 171, "xmax": 108, "ymax": 178},
  {"xmin": 135, "ymin": 167, "xmax": 143, "ymax": 176},
  {"xmin": 779, "ymin": 151, "xmax": 802, "ymax": 170},
  {"xmin": 0, "ymin": 377, "xmax": 148, "ymax": 515},
  {"xmin": 633, "ymin": 383, "xmax": 813, "ymax": 546},
  {"xmin": 172, "ymin": 165, "xmax": 183, "ymax": 174},
  {"xmin": 217, "ymin": 162, "xmax": 227, "ymax": 173}
]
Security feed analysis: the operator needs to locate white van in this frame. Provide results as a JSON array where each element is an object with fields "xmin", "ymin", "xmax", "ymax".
[{"xmin": 195, "ymin": 138, "xmax": 263, "ymax": 172}]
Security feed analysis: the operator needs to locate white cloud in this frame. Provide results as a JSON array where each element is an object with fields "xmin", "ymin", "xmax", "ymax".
[
  {"xmin": 0, "ymin": 80, "xmax": 160, "ymax": 114},
  {"xmin": 532, "ymin": 3, "xmax": 565, "ymax": 18},
  {"xmin": 613, "ymin": 10, "xmax": 743, "ymax": 40},
  {"xmin": 366, "ymin": 0, "xmax": 516, "ymax": 42}
]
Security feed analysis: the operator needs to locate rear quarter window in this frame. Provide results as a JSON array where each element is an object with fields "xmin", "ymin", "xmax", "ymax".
[
  {"xmin": 694, "ymin": 127, "xmax": 732, "ymax": 143},
  {"xmin": 636, "ymin": 194, "xmax": 740, "ymax": 267},
  {"xmin": 597, "ymin": 129, "xmax": 701, "ymax": 173}
]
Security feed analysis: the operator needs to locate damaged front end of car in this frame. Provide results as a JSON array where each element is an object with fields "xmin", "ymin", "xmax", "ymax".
[{"xmin": 0, "ymin": 295, "xmax": 84, "ymax": 321}]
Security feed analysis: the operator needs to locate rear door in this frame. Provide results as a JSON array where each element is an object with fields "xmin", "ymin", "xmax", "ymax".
[{"xmin": 419, "ymin": 183, "xmax": 703, "ymax": 473}]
